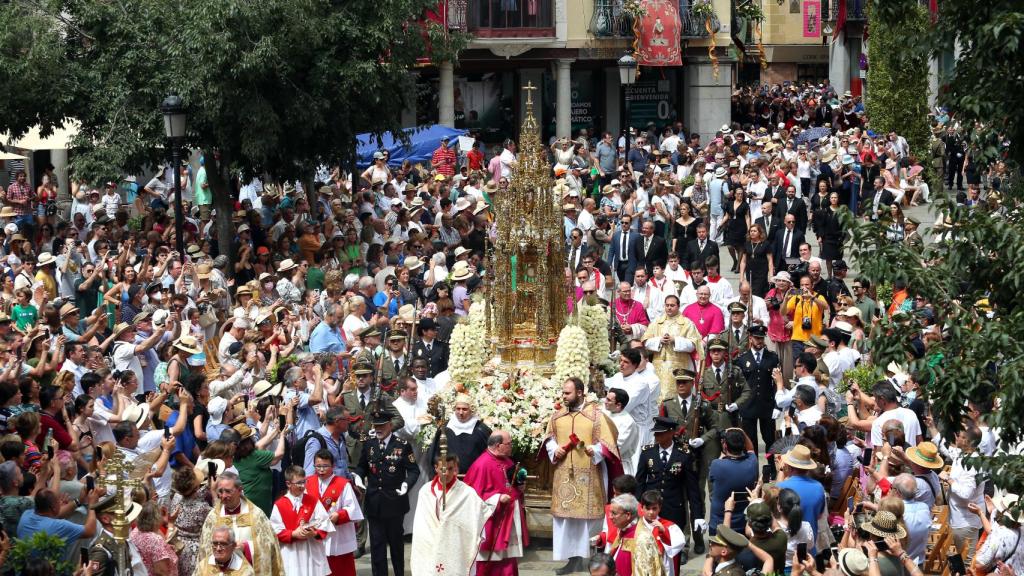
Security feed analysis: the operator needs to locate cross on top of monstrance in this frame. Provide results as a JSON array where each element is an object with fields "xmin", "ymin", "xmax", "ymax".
[{"xmin": 522, "ymin": 81, "xmax": 538, "ymax": 107}]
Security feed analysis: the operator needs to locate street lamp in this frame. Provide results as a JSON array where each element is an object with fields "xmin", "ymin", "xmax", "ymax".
[
  {"xmin": 617, "ymin": 53, "xmax": 638, "ymax": 174},
  {"xmin": 161, "ymin": 95, "xmax": 187, "ymax": 263}
]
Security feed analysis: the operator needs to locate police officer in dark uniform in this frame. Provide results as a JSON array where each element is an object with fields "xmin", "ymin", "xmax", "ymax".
[
  {"xmin": 355, "ymin": 409, "xmax": 420, "ymax": 576},
  {"xmin": 634, "ymin": 415, "xmax": 703, "ymax": 561},
  {"xmin": 735, "ymin": 324, "xmax": 780, "ymax": 457},
  {"xmin": 410, "ymin": 318, "xmax": 449, "ymax": 376}
]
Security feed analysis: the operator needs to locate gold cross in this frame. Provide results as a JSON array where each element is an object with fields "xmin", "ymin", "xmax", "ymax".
[{"xmin": 522, "ymin": 81, "xmax": 538, "ymax": 106}]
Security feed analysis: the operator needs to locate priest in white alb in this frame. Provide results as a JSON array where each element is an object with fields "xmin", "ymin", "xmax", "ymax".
[
  {"xmin": 270, "ymin": 466, "xmax": 336, "ymax": 576},
  {"xmin": 392, "ymin": 376, "xmax": 432, "ymax": 535},
  {"xmin": 411, "ymin": 453, "xmax": 499, "ymax": 576}
]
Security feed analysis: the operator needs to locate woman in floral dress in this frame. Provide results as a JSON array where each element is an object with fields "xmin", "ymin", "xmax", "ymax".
[{"xmin": 168, "ymin": 467, "xmax": 212, "ymax": 576}]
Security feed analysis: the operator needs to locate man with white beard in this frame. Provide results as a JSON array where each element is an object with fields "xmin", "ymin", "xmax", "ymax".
[{"xmin": 603, "ymin": 387, "xmax": 639, "ymax": 475}]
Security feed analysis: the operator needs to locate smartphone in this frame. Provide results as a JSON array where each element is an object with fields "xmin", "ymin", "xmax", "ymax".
[
  {"xmin": 86, "ymin": 475, "xmax": 95, "ymax": 492},
  {"xmin": 761, "ymin": 463, "xmax": 773, "ymax": 482},
  {"xmin": 947, "ymin": 551, "xmax": 966, "ymax": 575},
  {"xmin": 243, "ymin": 397, "xmax": 249, "ymax": 409},
  {"xmin": 886, "ymin": 430, "xmax": 897, "ymax": 447},
  {"xmin": 278, "ymin": 414, "xmax": 286, "ymax": 429},
  {"xmin": 207, "ymin": 461, "xmax": 216, "ymax": 480},
  {"xmin": 732, "ymin": 491, "xmax": 750, "ymax": 504},
  {"xmin": 163, "ymin": 425, "xmax": 171, "ymax": 440},
  {"xmin": 796, "ymin": 542, "xmax": 808, "ymax": 563},
  {"xmin": 94, "ymin": 446, "xmax": 102, "ymax": 462},
  {"xmin": 861, "ymin": 447, "xmax": 873, "ymax": 466},
  {"xmin": 47, "ymin": 444, "xmax": 54, "ymax": 459},
  {"xmin": 874, "ymin": 539, "xmax": 890, "ymax": 552},
  {"xmin": 80, "ymin": 547, "xmax": 89, "ymax": 566},
  {"xmin": 847, "ymin": 496, "xmax": 855, "ymax": 514}
]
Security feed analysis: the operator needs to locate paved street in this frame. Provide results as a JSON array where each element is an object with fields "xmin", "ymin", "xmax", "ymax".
[{"xmin": 354, "ymin": 200, "xmax": 938, "ymax": 575}]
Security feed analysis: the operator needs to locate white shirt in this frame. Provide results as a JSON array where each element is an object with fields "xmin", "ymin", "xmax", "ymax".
[
  {"xmin": 870, "ymin": 406, "xmax": 922, "ymax": 447},
  {"xmin": 577, "ymin": 208, "xmax": 596, "ymax": 233},
  {"xmin": 499, "ymin": 148, "xmax": 517, "ymax": 178},
  {"xmin": 822, "ymin": 347, "xmax": 861, "ymax": 389},
  {"xmin": 604, "ymin": 409, "xmax": 639, "ymax": 475},
  {"xmin": 947, "ymin": 456, "xmax": 985, "ymax": 530},
  {"xmin": 631, "ymin": 283, "xmax": 664, "ymax": 320}
]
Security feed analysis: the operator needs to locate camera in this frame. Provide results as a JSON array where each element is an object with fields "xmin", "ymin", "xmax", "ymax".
[
  {"xmin": 801, "ymin": 317, "xmax": 812, "ymax": 331},
  {"xmin": 766, "ymin": 296, "xmax": 782, "ymax": 310}
]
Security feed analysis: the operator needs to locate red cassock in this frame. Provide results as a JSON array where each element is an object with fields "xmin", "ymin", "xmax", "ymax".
[
  {"xmin": 305, "ymin": 476, "xmax": 357, "ymax": 576},
  {"xmin": 273, "ymin": 492, "xmax": 329, "ymax": 544},
  {"xmin": 463, "ymin": 450, "xmax": 530, "ymax": 576}
]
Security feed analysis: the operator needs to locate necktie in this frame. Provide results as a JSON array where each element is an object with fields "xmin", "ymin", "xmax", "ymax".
[
  {"xmin": 644, "ymin": 237, "xmax": 651, "ymax": 255},
  {"xmin": 754, "ymin": 351, "xmax": 762, "ymax": 365},
  {"xmin": 426, "ymin": 343, "xmax": 432, "ymax": 352},
  {"xmin": 621, "ymin": 233, "xmax": 628, "ymax": 260},
  {"xmin": 716, "ymin": 367, "xmax": 722, "ymax": 383},
  {"xmin": 784, "ymin": 230, "xmax": 792, "ymax": 255},
  {"xmin": 787, "ymin": 199, "xmax": 792, "ymax": 211},
  {"xmin": 570, "ymin": 247, "xmax": 578, "ymax": 267},
  {"xmin": 360, "ymin": 394, "xmax": 367, "ymax": 410},
  {"xmin": 766, "ymin": 217, "xmax": 771, "ymax": 231},
  {"xmin": 395, "ymin": 358, "xmax": 402, "ymax": 373},
  {"xmin": 660, "ymin": 449, "xmax": 668, "ymax": 465},
  {"xmin": 699, "ymin": 241, "xmax": 705, "ymax": 252},
  {"xmin": 735, "ymin": 328, "xmax": 741, "ymax": 341}
]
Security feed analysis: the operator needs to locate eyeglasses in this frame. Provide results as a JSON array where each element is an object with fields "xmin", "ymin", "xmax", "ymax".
[
  {"xmin": 211, "ymin": 542, "xmax": 232, "ymax": 548},
  {"xmin": 584, "ymin": 290, "xmax": 596, "ymax": 295}
]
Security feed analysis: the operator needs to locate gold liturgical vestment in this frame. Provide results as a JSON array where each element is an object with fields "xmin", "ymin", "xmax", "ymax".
[
  {"xmin": 546, "ymin": 402, "xmax": 620, "ymax": 520},
  {"xmin": 641, "ymin": 314, "xmax": 704, "ymax": 401},
  {"xmin": 611, "ymin": 520, "xmax": 667, "ymax": 576},
  {"xmin": 198, "ymin": 498, "xmax": 284, "ymax": 576}
]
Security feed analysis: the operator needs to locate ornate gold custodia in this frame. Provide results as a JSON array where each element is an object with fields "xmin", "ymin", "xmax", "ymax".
[{"xmin": 489, "ymin": 82, "xmax": 567, "ymax": 368}]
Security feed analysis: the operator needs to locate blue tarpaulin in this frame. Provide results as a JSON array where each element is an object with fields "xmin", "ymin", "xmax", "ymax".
[{"xmin": 356, "ymin": 125, "xmax": 467, "ymax": 169}]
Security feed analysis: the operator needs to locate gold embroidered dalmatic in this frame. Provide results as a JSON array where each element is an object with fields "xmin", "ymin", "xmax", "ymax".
[
  {"xmin": 546, "ymin": 402, "xmax": 620, "ymax": 520},
  {"xmin": 198, "ymin": 498, "xmax": 285, "ymax": 576},
  {"xmin": 641, "ymin": 314, "xmax": 704, "ymax": 401},
  {"xmin": 611, "ymin": 521, "xmax": 667, "ymax": 576}
]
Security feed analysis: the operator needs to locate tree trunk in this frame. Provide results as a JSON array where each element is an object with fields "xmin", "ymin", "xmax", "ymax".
[{"xmin": 205, "ymin": 150, "xmax": 236, "ymax": 278}]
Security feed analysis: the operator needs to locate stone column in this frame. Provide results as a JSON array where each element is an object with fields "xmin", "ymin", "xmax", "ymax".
[
  {"xmin": 829, "ymin": 35, "xmax": 850, "ymax": 95},
  {"xmin": 50, "ymin": 148, "xmax": 69, "ymax": 201},
  {"xmin": 683, "ymin": 60, "xmax": 732, "ymax": 141},
  {"xmin": 555, "ymin": 58, "xmax": 575, "ymax": 139},
  {"xmin": 439, "ymin": 60, "xmax": 455, "ymax": 128}
]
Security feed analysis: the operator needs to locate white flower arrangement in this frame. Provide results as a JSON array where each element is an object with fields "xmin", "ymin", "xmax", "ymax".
[
  {"xmin": 553, "ymin": 325, "xmax": 591, "ymax": 385},
  {"xmin": 448, "ymin": 322, "xmax": 484, "ymax": 386},
  {"xmin": 574, "ymin": 302, "xmax": 611, "ymax": 365}
]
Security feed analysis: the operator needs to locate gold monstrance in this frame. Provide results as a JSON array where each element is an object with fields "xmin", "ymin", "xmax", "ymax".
[{"xmin": 489, "ymin": 82, "xmax": 566, "ymax": 367}]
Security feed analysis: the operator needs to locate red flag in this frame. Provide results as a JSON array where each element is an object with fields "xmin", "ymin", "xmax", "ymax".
[
  {"xmin": 637, "ymin": 0, "xmax": 682, "ymax": 67},
  {"xmin": 832, "ymin": 0, "xmax": 847, "ymax": 43},
  {"xmin": 928, "ymin": 0, "xmax": 938, "ymax": 23}
]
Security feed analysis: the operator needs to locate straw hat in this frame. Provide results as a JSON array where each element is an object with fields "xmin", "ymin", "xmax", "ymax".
[
  {"xmin": 451, "ymin": 261, "xmax": 472, "ymax": 282},
  {"xmin": 992, "ymin": 492, "xmax": 1023, "ymax": 524},
  {"xmin": 122, "ymin": 403, "xmax": 151, "ymax": 429},
  {"xmin": 277, "ymin": 259, "xmax": 297, "ymax": 273},
  {"xmin": 0, "ymin": 206, "xmax": 17, "ymax": 218},
  {"xmin": 232, "ymin": 422, "xmax": 255, "ymax": 440},
  {"xmin": 253, "ymin": 379, "xmax": 284, "ymax": 399},
  {"xmin": 36, "ymin": 252, "xmax": 57, "ymax": 266},
  {"xmin": 111, "ymin": 322, "xmax": 135, "ymax": 339},
  {"xmin": 836, "ymin": 549, "xmax": 869, "ymax": 576},
  {"xmin": 905, "ymin": 442, "xmax": 944, "ymax": 470},
  {"xmin": 173, "ymin": 334, "xmax": 203, "ymax": 355},
  {"xmin": 781, "ymin": 445, "xmax": 818, "ymax": 470},
  {"xmin": 59, "ymin": 303, "xmax": 80, "ymax": 319},
  {"xmin": 860, "ymin": 510, "xmax": 907, "ymax": 540},
  {"xmin": 195, "ymin": 263, "xmax": 212, "ymax": 280},
  {"xmin": 403, "ymin": 256, "xmax": 423, "ymax": 271}
]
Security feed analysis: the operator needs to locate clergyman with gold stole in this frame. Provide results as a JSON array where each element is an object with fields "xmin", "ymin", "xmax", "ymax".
[
  {"xmin": 544, "ymin": 377, "xmax": 622, "ymax": 575},
  {"xmin": 642, "ymin": 294, "xmax": 704, "ymax": 402}
]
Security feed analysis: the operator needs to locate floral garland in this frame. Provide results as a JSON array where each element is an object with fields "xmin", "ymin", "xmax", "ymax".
[{"xmin": 553, "ymin": 325, "xmax": 591, "ymax": 385}]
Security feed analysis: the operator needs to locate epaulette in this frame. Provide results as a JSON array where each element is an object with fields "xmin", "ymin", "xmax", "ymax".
[{"xmin": 641, "ymin": 443, "xmax": 657, "ymax": 451}]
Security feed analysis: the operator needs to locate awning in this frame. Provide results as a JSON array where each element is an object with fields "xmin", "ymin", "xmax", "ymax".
[{"xmin": 1, "ymin": 121, "xmax": 80, "ymax": 151}]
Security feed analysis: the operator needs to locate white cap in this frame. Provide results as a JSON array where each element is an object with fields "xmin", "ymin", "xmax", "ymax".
[
  {"xmin": 208, "ymin": 397, "xmax": 229, "ymax": 425},
  {"xmin": 3, "ymin": 224, "xmax": 17, "ymax": 235}
]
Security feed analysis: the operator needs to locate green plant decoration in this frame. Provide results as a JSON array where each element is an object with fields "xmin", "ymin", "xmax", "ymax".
[{"xmin": 7, "ymin": 532, "xmax": 77, "ymax": 576}]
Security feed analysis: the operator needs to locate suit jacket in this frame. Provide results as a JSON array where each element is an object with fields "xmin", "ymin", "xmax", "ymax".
[
  {"xmin": 860, "ymin": 188, "xmax": 895, "ymax": 219},
  {"xmin": 634, "ymin": 441, "xmax": 702, "ymax": 526},
  {"xmin": 684, "ymin": 238, "xmax": 718, "ymax": 270},
  {"xmin": 776, "ymin": 196, "xmax": 808, "ymax": 233},
  {"xmin": 411, "ymin": 339, "xmax": 449, "ymax": 377},
  {"xmin": 734, "ymin": 348, "xmax": 781, "ymax": 419},
  {"xmin": 610, "ymin": 229, "xmax": 641, "ymax": 279},
  {"xmin": 773, "ymin": 227, "xmax": 806, "ymax": 271},
  {"xmin": 634, "ymin": 234, "xmax": 669, "ymax": 274},
  {"xmin": 755, "ymin": 214, "xmax": 782, "ymax": 245},
  {"xmin": 340, "ymin": 389, "xmax": 404, "ymax": 465},
  {"xmin": 355, "ymin": 434, "xmax": 420, "ymax": 518}
]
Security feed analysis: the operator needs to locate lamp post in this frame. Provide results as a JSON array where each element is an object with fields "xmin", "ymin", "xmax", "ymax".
[
  {"xmin": 161, "ymin": 95, "xmax": 187, "ymax": 263},
  {"xmin": 617, "ymin": 53, "xmax": 638, "ymax": 176}
]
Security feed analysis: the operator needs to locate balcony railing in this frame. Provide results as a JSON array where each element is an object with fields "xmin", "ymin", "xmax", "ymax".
[
  {"xmin": 680, "ymin": 1, "xmax": 720, "ymax": 39},
  {"xmin": 821, "ymin": 0, "xmax": 866, "ymax": 22},
  {"xmin": 467, "ymin": 0, "xmax": 555, "ymax": 37}
]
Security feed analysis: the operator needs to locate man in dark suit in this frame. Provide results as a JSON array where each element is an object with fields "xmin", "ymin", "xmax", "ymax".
[
  {"xmin": 767, "ymin": 174, "xmax": 787, "ymax": 209},
  {"xmin": 635, "ymin": 414, "xmax": 703, "ymax": 557},
  {"xmin": 355, "ymin": 410, "xmax": 420, "ymax": 576},
  {"xmin": 860, "ymin": 176, "xmax": 895, "ymax": 221},
  {"xmin": 754, "ymin": 202, "xmax": 781, "ymax": 244},
  {"xmin": 410, "ymin": 318, "xmax": 449, "ymax": 377},
  {"xmin": 775, "ymin": 184, "xmax": 808, "ymax": 233},
  {"xmin": 773, "ymin": 213, "xmax": 806, "ymax": 270},
  {"xmin": 683, "ymin": 223, "xmax": 717, "ymax": 270},
  {"xmin": 610, "ymin": 214, "xmax": 640, "ymax": 284},
  {"xmin": 734, "ymin": 325, "xmax": 780, "ymax": 456},
  {"xmin": 634, "ymin": 219, "xmax": 668, "ymax": 275}
]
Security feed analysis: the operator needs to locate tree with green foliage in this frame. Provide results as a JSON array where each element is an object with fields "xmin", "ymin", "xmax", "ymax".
[
  {"xmin": 0, "ymin": 0, "xmax": 465, "ymax": 257},
  {"xmin": 865, "ymin": 0, "xmax": 931, "ymax": 180},
  {"xmin": 848, "ymin": 0, "xmax": 1024, "ymax": 500}
]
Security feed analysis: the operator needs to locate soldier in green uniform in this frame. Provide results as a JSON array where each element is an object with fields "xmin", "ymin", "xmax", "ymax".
[
  {"xmin": 351, "ymin": 325, "xmax": 382, "ymax": 367},
  {"xmin": 379, "ymin": 328, "xmax": 410, "ymax": 386},
  {"xmin": 904, "ymin": 216, "xmax": 924, "ymax": 254},
  {"xmin": 718, "ymin": 302, "xmax": 750, "ymax": 355},
  {"xmin": 701, "ymin": 338, "xmax": 751, "ymax": 430},
  {"xmin": 706, "ymin": 525, "xmax": 750, "ymax": 576},
  {"xmin": 88, "ymin": 495, "xmax": 144, "ymax": 576}
]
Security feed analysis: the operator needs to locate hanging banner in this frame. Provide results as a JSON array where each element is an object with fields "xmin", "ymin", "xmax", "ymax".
[
  {"xmin": 637, "ymin": 0, "xmax": 682, "ymax": 67},
  {"xmin": 803, "ymin": 0, "xmax": 821, "ymax": 37}
]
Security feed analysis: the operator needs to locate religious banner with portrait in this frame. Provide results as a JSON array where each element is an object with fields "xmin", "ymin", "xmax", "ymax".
[
  {"xmin": 803, "ymin": 0, "xmax": 821, "ymax": 37},
  {"xmin": 637, "ymin": 0, "xmax": 682, "ymax": 66}
]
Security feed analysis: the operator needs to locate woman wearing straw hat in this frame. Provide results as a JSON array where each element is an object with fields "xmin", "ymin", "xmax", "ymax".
[{"xmin": 166, "ymin": 334, "xmax": 202, "ymax": 386}]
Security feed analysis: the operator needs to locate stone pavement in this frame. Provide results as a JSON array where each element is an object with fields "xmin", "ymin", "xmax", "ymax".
[{"xmin": 352, "ymin": 201, "xmax": 939, "ymax": 575}]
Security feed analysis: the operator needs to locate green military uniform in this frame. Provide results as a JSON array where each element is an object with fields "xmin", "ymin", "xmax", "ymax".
[
  {"xmin": 905, "ymin": 217, "xmax": 924, "ymax": 254},
  {"xmin": 378, "ymin": 329, "xmax": 409, "ymax": 385},
  {"xmin": 88, "ymin": 496, "xmax": 143, "ymax": 576},
  {"xmin": 708, "ymin": 525, "xmax": 750, "ymax": 576}
]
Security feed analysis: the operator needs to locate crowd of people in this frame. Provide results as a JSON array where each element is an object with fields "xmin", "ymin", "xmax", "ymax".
[{"xmin": 0, "ymin": 78, "xmax": 1017, "ymax": 576}]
